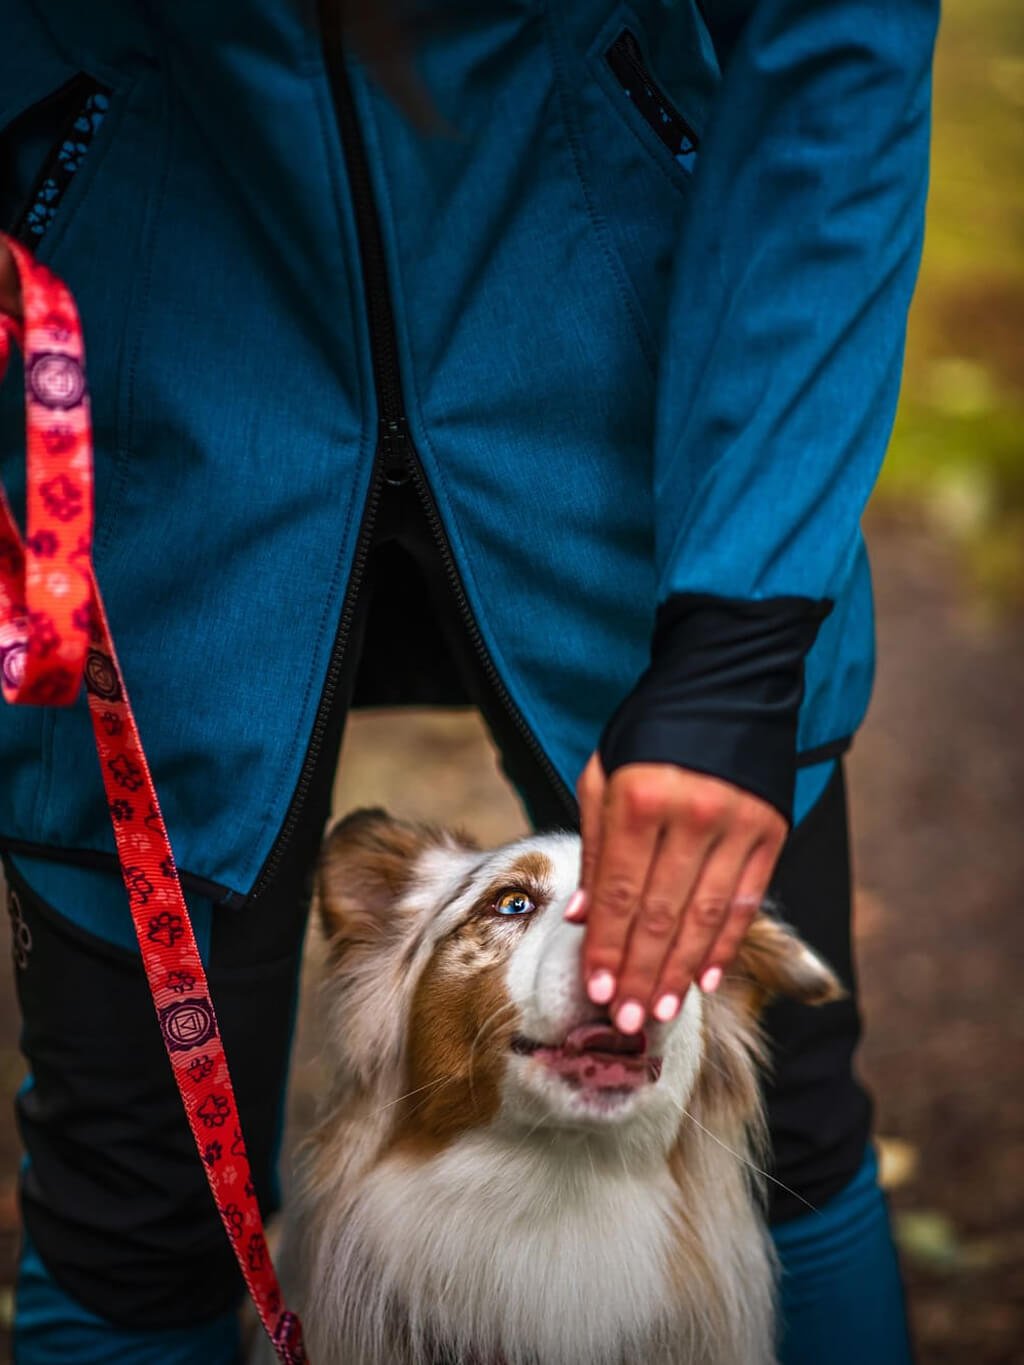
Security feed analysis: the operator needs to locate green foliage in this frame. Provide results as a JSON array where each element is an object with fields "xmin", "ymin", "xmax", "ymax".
[{"xmin": 880, "ymin": 0, "xmax": 1024, "ymax": 603}]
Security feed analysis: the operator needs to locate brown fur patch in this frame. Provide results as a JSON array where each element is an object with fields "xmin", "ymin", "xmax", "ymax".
[
  {"xmin": 388, "ymin": 936, "xmax": 514, "ymax": 1156},
  {"xmin": 380, "ymin": 851, "xmax": 552, "ymax": 1156},
  {"xmin": 725, "ymin": 914, "xmax": 844, "ymax": 1018},
  {"xmin": 317, "ymin": 807, "xmax": 477, "ymax": 953},
  {"xmin": 463, "ymin": 851, "xmax": 555, "ymax": 922}
]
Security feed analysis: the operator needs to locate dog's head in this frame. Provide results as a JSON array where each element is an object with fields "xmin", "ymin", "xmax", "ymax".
[{"xmin": 314, "ymin": 808, "xmax": 841, "ymax": 1162}]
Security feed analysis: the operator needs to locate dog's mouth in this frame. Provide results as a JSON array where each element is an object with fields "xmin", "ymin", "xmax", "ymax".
[{"xmin": 511, "ymin": 1023, "xmax": 663, "ymax": 1091}]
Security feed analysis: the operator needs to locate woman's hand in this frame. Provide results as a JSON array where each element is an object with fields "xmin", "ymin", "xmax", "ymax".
[
  {"xmin": 0, "ymin": 240, "xmax": 22, "ymax": 320},
  {"xmin": 571, "ymin": 755, "xmax": 787, "ymax": 1033}
]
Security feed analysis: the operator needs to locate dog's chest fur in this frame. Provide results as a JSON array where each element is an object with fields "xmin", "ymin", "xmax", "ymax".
[{"xmin": 257, "ymin": 813, "xmax": 840, "ymax": 1365}]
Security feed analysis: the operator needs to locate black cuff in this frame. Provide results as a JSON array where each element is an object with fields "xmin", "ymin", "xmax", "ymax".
[{"xmin": 598, "ymin": 594, "xmax": 832, "ymax": 823}]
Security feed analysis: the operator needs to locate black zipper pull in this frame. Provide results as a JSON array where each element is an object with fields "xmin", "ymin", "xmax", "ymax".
[{"xmin": 381, "ymin": 416, "xmax": 411, "ymax": 486}]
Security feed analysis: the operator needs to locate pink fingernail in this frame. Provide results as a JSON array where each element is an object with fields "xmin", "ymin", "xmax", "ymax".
[
  {"xmin": 653, "ymin": 993, "xmax": 680, "ymax": 1022},
  {"xmin": 587, "ymin": 970, "xmax": 616, "ymax": 1005},
  {"xmin": 615, "ymin": 1000, "xmax": 645, "ymax": 1034},
  {"xmin": 700, "ymin": 966, "xmax": 723, "ymax": 994},
  {"xmin": 564, "ymin": 889, "xmax": 586, "ymax": 921}
]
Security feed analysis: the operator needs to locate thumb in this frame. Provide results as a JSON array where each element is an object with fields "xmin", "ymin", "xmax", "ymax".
[{"xmin": 574, "ymin": 753, "xmax": 607, "ymax": 904}]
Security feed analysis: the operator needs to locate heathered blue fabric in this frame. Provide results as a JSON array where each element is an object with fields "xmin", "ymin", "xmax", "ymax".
[{"xmin": 0, "ymin": 1, "xmax": 937, "ymax": 895}]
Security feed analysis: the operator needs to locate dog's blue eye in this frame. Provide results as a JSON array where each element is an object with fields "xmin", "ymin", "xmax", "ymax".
[{"xmin": 494, "ymin": 889, "xmax": 536, "ymax": 916}]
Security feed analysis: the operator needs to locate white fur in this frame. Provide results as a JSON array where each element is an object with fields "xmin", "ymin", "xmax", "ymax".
[{"xmin": 263, "ymin": 828, "xmax": 780, "ymax": 1365}]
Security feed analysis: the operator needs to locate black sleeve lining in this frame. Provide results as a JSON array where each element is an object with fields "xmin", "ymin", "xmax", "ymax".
[{"xmin": 598, "ymin": 593, "xmax": 833, "ymax": 822}]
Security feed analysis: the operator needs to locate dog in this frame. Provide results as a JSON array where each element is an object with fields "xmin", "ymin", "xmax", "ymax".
[{"xmin": 267, "ymin": 808, "xmax": 841, "ymax": 1365}]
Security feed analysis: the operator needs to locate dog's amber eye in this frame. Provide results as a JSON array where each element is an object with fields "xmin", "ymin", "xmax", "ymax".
[{"xmin": 493, "ymin": 889, "xmax": 536, "ymax": 917}]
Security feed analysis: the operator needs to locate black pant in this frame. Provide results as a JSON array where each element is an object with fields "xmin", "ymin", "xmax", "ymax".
[{"xmin": 2, "ymin": 479, "xmax": 870, "ymax": 1329}]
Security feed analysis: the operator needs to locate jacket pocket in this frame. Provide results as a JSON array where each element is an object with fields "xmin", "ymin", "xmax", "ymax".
[
  {"xmin": 0, "ymin": 74, "xmax": 112, "ymax": 246},
  {"xmin": 604, "ymin": 27, "xmax": 700, "ymax": 175}
]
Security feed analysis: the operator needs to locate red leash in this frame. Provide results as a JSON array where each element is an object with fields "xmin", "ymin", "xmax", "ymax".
[{"xmin": 0, "ymin": 236, "xmax": 307, "ymax": 1363}]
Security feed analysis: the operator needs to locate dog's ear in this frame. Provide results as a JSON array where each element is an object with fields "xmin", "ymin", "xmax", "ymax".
[
  {"xmin": 727, "ymin": 913, "xmax": 844, "ymax": 1014},
  {"xmin": 317, "ymin": 807, "xmax": 476, "ymax": 949}
]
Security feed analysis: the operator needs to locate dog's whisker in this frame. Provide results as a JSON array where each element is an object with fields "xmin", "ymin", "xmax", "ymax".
[
  {"xmin": 675, "ymin": 1103, "xmax": 820, "ymax": 1216},
  {"xmin": 366, "ymin": 1072, "xmax": 460, "ymax": 1120}
]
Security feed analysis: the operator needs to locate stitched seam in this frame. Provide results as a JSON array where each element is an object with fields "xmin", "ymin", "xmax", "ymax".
[
  {"xmin": 356, "ymin": 88, "xmax": 577, "ymax": 799},
  {"xmin": 542, "ymin": 0, "xmax": 657, "ymax": 376},
  {"xmin": 235, "ymin": 65, "xmax": 372, "ymax": 882}
]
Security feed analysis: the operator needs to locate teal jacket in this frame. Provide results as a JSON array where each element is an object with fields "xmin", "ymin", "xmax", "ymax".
[{"xmin": 0, "ymin": 0, "xmax": 937, "ymax": 902}]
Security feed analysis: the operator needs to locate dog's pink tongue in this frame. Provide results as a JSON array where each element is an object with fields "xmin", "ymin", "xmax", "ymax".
[{"xmin": 537, "ymin": 1024, "xmax": 652, "ymax": 1091}]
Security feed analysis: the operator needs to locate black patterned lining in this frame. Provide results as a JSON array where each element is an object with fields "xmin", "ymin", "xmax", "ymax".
[
  {"xmin": 8, "ymin": 75, "xmax": 111, "ymax": 246},
  {"xmin": 605, "ymin": 28, "xmax": 699, "ymax": 171}
]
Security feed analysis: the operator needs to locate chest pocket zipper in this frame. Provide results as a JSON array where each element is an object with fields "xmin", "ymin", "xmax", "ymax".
[
  {"xmin": 605, "ymin": 29, "xmax": 700, "ymax": 174},
  {"xmin": 1, "ymin": 75, "xmax": 111, "ymax": 247}
]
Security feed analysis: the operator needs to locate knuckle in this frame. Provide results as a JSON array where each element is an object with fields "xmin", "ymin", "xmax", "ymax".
[
  {"xmin": 638, "ymin": 898, "xmax": 678, "ymax": 938},
  {"xmin": 687, "ymin": 795, "xmax": 728, "ymax": 833},
  {"xmin": 618, "ymin": 782, "xmax": 666, "ymax": 825},
  {"xmin": 594, "ymin": 876, "xmax": 639, "ymax": 919},
  {"xmin": 690, "ymin": 897, "xmax": 729, "ymax": 930}
]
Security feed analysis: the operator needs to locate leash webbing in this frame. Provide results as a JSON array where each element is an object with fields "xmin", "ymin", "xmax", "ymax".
[{"xmin": 0, "ymin": 234, "xmax": 307, "ymax": 1363}]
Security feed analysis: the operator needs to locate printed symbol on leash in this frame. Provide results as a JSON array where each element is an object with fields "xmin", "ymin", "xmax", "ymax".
[
  {"xmin": 203, "ymin": 1141, "xmax": 223, "ymax": 1168},
  {"xmin": 107, "ymin": 753, "xmax": 142, "ymax": 790},
  {"xmin": 159, "ymin": 996, "xmax": 216, "ymax": 1052},
  {"xmin": 27, "ymin": 351, "xmax": 86, "ymax": 409},
  {"xmin": 108, "ymin": 799, "xmax": 134, "ymax": 823},
  {"xmin": 41, "ymin": 425, "xmax": 76, "ymax": 455},
  {"xmin": 25, "ymin": 610, "xmax": 60, "ymax": 658},
  {"xmin": 26, "ymin": 530, "xmax": 58, "ymax": 558},
  {"xmin": 222, "ymin": 1202, "xmax": 245, "ymax": 1240},
  {"xmin": 247, "ymin": 1232, "xmax": 268, "ymax": 1272},
  {"xmin": 38, "ymin": 472, "xmax": 83, "ymax": 522},
  {"xmin": 230, "ymin": 1127, "xmax": 246, "ymax": 1158},
  {"xmin": 188, "ymin": 1054, "xmax": 214, "ymax": 1084},
  {"xmin": 7, "ymin": 890, "xmax": 32, "ymax": 970},
  {"xmin": 147, "ymin": 911, "xmax": 183, "ymax": 947},
  {"xmin": 71, "ymin": 600, "xmax": 95, "ymax": 636},
  {"xmin": 198, "ymin": 1093, "xmax": 230, "ymax": 1128},
  {"xmin": 98, "ymin": 710, "xmax": 123, "ymax": 736},
  {"xmin": 166, "ymin": 969, "xmax": 195, "ymax": 993},
  {"xmin": 85, "ymin": 649, "xmax": 122, "ymax": 701},
  {"xmin": 22, "ymin": 667, "xmax": 75, "ymax": 705},
  {"xmin": 274, "ymin": 1312, "xmax": 307, "ymax": 1364},
  {"xmin": 122, "ymin": 866, "xmax": 154, "ymax": 906}
]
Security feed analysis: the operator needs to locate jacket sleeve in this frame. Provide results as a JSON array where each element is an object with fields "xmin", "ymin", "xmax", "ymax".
[{"xmin": 599, "ymin": 0, "xmax": 938, "ymax": 821}]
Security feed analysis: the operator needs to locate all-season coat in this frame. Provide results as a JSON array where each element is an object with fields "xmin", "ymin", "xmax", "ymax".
[{"xmin": 0, "ymin": 0, "xmax": 937, "ymax": 903}]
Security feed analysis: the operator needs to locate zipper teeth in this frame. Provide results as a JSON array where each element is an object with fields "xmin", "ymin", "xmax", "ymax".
[
  {"xmin": 250, "ymin": 8, "xmax": 576, "ymax": 900},
  {"xmin": 405, "ymin": 461, "xmax": 577, "ymax": 820},
  {"xmin": 607, "ymin": 30, "xmax": 700, "ymax": 151},
  {"xmin": 11, "ymin": 75, "xmax": 111, "ymax": 247},
  {"xmin": 247, "ymin": 470, "xmax": 384, "ymax": 902}
]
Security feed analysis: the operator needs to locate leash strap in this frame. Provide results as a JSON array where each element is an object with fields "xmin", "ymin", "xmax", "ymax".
[{"xmin": 0, "ymin": 235, "xmax": 307, "ymax": 1363}]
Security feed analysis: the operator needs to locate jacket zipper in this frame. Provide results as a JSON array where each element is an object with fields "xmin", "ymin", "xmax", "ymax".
[
  {"xmin": 248, "ymin": 11, "xmax": 575, "ymax": 902},
  {"xmin": 6, "ymin": 75, "xmax": 111, "ymax": 247},
  {"xmin": 605, "ymin": 29, "xmax": 700, "ymax": 166}
]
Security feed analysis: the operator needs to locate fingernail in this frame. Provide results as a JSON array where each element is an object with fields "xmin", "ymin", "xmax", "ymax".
[
  {"xmin": 615, "ymin": 1000, "xmax": 646, "ymax": 1035},
  {"xmin": 700, "ymin": 966, "xmax": 723, "ymax": 994},
  {"xmin": 564, "ymin": 889, "xmax": 586, "ymax": 921},
  {"xmin": 653, "ymin": 993, "xmax": 680, "ymax": 1022},
  {"xmin": 587, "ymin": 970, "xmax": 616, "ymax": 1005}
]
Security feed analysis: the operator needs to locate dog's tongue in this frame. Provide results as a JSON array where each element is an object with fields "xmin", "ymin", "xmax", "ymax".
[{"xmin": 536, "ymin": 1024, "xmax": 654, "ymax": 1091}]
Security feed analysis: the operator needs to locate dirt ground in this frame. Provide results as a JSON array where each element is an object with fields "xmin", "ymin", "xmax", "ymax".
[{"xmin": 0, "ymin": 513, "xmax": 1020, "ymax": 1362}]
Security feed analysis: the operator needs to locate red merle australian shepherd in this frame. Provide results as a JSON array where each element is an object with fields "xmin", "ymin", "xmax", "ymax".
[{"xmin": 263, "ymin": 809, "xmax": 840, "ymax": 1365}]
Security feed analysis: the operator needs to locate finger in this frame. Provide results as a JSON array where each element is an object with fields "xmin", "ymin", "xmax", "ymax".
[
  {"xmin": 581, "ymin": 785, "xmax": 663, "ymax": 1008},
  {"xmin": 694, "ymin": 837, "xmax": 783, "ymax": 985},
  {"xmin": 649, "ymin": 840, "xmax": 750, "ymax": 1021},
  {"xmin": 608, "ymin": 819, "xmax": 714, "ymax": 1030},
  {"xmin": 570, "ymin": 755, "xmax": 605, "ymax": 921}
]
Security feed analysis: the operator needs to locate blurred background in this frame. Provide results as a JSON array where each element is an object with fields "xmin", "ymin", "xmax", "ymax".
[{"xmin": 0, "ymin": 1, "xmax": 1022, "ymax": 1360}]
